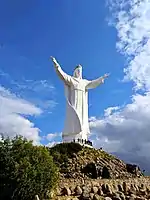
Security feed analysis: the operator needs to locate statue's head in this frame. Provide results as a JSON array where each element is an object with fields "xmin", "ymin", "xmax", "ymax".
[{"xmin": 73, "ymin": 64, "xmax": 82, "ymax": 79}]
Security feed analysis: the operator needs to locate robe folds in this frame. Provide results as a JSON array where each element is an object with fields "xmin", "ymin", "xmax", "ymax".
[{"xmin": 55, "ymin": 66, "xmax": 104, "ymax": 142}]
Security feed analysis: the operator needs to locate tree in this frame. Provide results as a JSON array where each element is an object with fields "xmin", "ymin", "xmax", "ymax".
[{"xmin": 0, "ymin": 136, "xmax": 58, "ymax": 200}]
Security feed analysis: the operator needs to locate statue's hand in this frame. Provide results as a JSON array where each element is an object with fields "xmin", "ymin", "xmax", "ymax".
[
  {"xmin": 50, "ymin": 56, "xmax": 59, "ymax": 67},
  {"xmin": 101, "ymin": 73, "xmax": 109, "ymax": 83},
  {"xmin": 103, "ymin": 73, "xmax": 110, "ymax": 79},
  {"xmin": 50, "ymin": 56, "xmax": 56, "ymax": 63},
  {"xmin": 50, "ymin": 56, "xmax": 57, "ymax": 63}
]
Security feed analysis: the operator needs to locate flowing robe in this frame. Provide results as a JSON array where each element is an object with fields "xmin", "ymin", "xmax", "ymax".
[{"xmin": 55, "ymin": 66, "xmax": 104, "ymax": 142}]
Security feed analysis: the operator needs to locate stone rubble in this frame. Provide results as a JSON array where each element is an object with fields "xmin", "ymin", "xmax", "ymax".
[{"xmin": 54, "ymin": 177, "xmax": 150, "ymax": 200}]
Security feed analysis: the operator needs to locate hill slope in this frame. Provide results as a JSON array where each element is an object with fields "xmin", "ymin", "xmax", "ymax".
[{"xmin": 49, "ymin": 143, "xmax": 143, "ymax": 180}]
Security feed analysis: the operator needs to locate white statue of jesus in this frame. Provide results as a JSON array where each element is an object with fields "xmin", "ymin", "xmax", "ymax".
[{"xmin": 51, "ymin": 56, "xmax": 109, "ymax": 144}]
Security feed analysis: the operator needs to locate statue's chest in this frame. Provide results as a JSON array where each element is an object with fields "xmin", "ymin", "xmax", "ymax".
[{"xmin": 71, "ymin": 79, "xmax": 86, "ymax": 92}]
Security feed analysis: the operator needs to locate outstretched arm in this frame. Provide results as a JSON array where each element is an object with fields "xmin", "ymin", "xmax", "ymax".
[
  {"xmin": 50, "ymin": 56, "xmax": 71, "ymax": 85},
  {"xmin": 85, "ymin": 73, "xmax": 109, "ymax": 89}
]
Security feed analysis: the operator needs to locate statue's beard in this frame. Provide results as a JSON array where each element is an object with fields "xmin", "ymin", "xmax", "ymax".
[{"xmin": 73, "ymin": 68, "xmax": 82, "ymax": 79}]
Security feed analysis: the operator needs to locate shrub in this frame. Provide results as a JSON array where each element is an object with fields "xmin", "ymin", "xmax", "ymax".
[
  {"xmin": 49, "ymin": 142, "xmax": 82, "ymax": 167},
  {"xmin": 0, "ymin": 136, "xmax": 58, "ymax": 200}
]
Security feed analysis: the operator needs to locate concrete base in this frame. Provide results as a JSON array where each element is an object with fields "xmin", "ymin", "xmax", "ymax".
[
  {"xmin": 62, "ymin": 132, "xmax": 88, "ymax": 143},
  {"xmin": 79, "ymin": 142, "xmax": 93, "ymax": 148},
  {"xmin": 62, "ymin": 139, "xmax": 93, "ymax": 148}
]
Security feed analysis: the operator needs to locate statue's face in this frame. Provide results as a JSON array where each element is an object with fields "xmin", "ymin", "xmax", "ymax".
[{"xmin": 73, "ymin": 65, "xmax": 82, "ymax": 78}]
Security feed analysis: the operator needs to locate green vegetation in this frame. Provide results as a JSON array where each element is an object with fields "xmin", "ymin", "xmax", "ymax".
[
  {"xmin": 0, "ymin": 137, "xmax": 118, "ymax": 199},
  {"xmin": 0, "ymin": 136, "xmax": 58, "ymax": 200},
  {"xmin": 78, "ymin": 146, "xmax": 115, "ymax": 160},
  {"xmin": 49, "ymin": 142, "xmax": 82, "ymax": 167}
]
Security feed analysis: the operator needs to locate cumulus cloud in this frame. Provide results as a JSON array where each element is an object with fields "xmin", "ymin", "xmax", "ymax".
[
  {"xmin": 44, "ymin": 132, "xmax": 62, "ymax": 147},
  {"xmin": 46, "ymin": 132, "xmax": 62, "ymax": 141},
  {"xmin": 0, "ymin": 69, "xmax": 57, "ymax": 113},
  {"xmin": 0, "ymin": 86, "xmax": 42, "ymax": 144},
  {"xmin": 89, "ymin": 0, "xmax": 150, "ymax": 172},
  {"xmin": 90, "ymin": 92, "xmax": 150, "ymax": 151},
  {"xmin": 0, "ymin": 68, "xmax": 57, "ymax": 144},
  {"xmin": 46, "ymin": 141, "xmax": 60, "ymax": 148},
  {"xmin": 15, "ymin": 79, "xmax": 57, "ymax": 112},
  {"xmin": 108, "ymin": 0, "xmax": 150, "ymax": 91},
  {"xmin": 90, "ymin": 92, "xmax": 150, "ymax": 172}
]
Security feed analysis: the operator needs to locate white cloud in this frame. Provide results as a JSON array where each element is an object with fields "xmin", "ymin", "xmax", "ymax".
[
  {"xmin": 0, "ymin": 86, "xmax": 42, "ymax": 144},
  {"xmin": 90, "ymin": 92, "xmax": 150, "ymax": 171},
  {"xmin": 46, "ymin": 141, "xmax": 60, "ymax": 148},
  {"xmin": 18, "ymin": 79, "xmax": 55, "ymax": 94},
  {"xmin": 90, "ymin": 92, "xmax": 150, "ymax": 150},
  {"xmin": 13, "ymin": 79, "xmax": 57, "ymax": 112},
  {"xmin": 104, "ymin": 106, "xmax": 120, "ymax": 117},
  {"xmin": 0, "ymin": 68, "xmax": 57, "ymax": 144},
  {"xmin": 46, "ymin": 132, "xmax": 62, "ymax": 141},
  {"xmin": 0, "ymin": 69, "xmax": 57, "ymax": 113},
  {"xmin": 108, "ymin": 0, "xmax": 150, "ymax": 91},
  {"xmin": 41, "ymin": 132, "xmax": 62, "ymax": 147},
  {"xmin": 89, "ymin": 0, "xmax": 150, "ymax": 172},
  {"xmin": 0, "ymin": 86, "xmax": 41, "ymax": 116}
]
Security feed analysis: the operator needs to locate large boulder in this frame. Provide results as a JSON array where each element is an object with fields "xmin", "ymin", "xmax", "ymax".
[
  {"xmin": 81, "ymin": 162, "xmax": 98, "ymax": 179},
  {"xmin": 101, "ymin": 166, "xmax": 111, "ymax": 179},
  {"xmin": 81, "ymin": 162, "xmax": 111, "ymax": 179},
  {"xmin": 126, "ymin": 164, "xmax": 142, "ymax": 176}
]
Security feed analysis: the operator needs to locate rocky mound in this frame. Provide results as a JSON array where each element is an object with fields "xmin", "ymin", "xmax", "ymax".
[{"xmin": 49, "ymin": 143, "xmax": 143, "ymax": 180}]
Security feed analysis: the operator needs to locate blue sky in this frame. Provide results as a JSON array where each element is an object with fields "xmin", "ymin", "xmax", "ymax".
[{"xmin": 1, "ymin": 0, "xmax": 150, "ymax": 172}]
